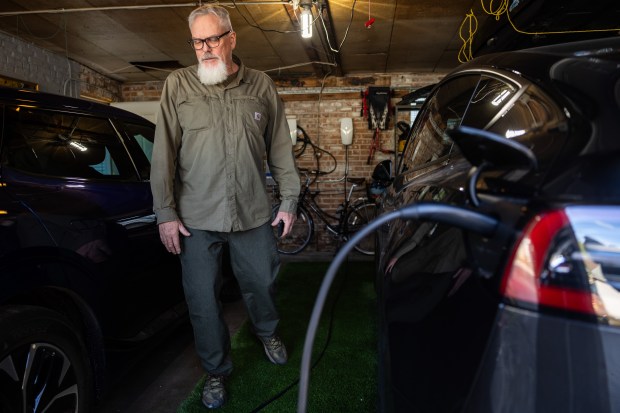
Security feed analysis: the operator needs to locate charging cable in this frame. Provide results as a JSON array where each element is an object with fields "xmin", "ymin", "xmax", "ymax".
[{"xmin": 296, "ymin": 202, "xmax": 501, "ymax": 413}]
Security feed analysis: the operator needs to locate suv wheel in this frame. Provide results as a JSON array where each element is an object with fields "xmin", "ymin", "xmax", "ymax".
[{"xmin": 0, "ymin": 306, "xmax": 94, "ymax": 413}]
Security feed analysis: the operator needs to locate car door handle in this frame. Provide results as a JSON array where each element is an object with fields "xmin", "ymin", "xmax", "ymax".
[{"xmin": 116, "ymin": 214, "xmax": 157, "ymax": 229}]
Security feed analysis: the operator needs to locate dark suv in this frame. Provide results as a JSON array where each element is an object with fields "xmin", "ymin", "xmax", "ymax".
[
  {"xmin": 375, "ymin": 37, "xmax": 620, "ymax": 412},
  {"xmin": 0, "ymin": 87, "xmax": 186, "ymax": 412}
]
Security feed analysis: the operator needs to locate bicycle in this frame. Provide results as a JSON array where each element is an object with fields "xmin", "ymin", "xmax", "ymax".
[{"xmin": 271, "ymin": 173, "xmax": 378, "ymax": 255}]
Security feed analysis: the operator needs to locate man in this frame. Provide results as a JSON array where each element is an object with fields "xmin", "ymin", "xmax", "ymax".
[{"xmin": 150, "ymin": 4, "xmax": 299, "ymax": 409}]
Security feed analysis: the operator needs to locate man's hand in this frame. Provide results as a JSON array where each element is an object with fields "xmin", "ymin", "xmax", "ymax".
[
  {"xmin": 158, "ymin": 220, "xmax": 191, "ymax": 255},
  {"xmin": 271, "ymin": 211, "xmax": 297, "ymax": 238}
]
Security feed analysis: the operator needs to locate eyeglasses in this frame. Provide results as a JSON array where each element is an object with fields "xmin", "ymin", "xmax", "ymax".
[{"xmin": 188, "ymin": 30, "xmax": 232, "ymax": 50}]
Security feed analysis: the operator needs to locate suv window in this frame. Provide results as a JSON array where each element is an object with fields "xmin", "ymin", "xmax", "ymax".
[
  {"xmin": 461, "ymin": 76, "xmax": 518, "ymax": 130},
  {"xmin": 116, "ymin": 120, "xmax": 155, "ymax": 181},
  {"xmin": 2, "ymin": 106, "xmax": 139, "ymax": 180},
  {"xmin": 483, "ymin": 83, "xmax": 566, "ymax": 141},
  {"xmin": 399, "ymin": 73, "xmax": 547, "ymax": 182},
  {"xmin": 399, "ymin": 74, "xmax": 481, "ymax": 177}
]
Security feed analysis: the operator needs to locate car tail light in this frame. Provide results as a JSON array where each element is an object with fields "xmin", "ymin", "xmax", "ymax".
[{"xmin": 500, "ymin": 207, "xmax": 620, "ymax": 322}]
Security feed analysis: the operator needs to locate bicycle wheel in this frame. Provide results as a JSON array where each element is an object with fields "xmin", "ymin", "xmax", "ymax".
[
  {"xmin": 345, "ymin": 201, "xmax": 377, "ymax": 255},
  {"xmin": 272, "ymin": 204, "xmax": 314, "ymax": 255}
]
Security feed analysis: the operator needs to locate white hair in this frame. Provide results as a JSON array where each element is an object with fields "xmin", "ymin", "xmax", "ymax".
[{"xmin": 188, "ymin": 5, "xmax": 233, "ymax": 31}]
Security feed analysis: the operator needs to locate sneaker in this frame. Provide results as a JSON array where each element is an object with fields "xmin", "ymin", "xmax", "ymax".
[
  {"xmin": 258, "ymin": 334, "xmax": 288, "ymax": 365},
  {"xmin": 202, "ymin": 374, "xmax": 227, "ymax": 409}
]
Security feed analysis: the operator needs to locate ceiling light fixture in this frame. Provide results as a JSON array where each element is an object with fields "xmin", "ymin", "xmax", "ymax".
[{"xmin": 300, "ymin": 4, "xmax": 313, "ymax": 39}]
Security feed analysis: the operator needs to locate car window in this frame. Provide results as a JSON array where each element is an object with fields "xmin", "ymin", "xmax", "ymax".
[
  {"xmin": 485, "ymin": 83, "xmax": 566, "ymax": 140},
  {"xmin": 461, "ymin": 76, "xmax": 518, "ymax": 130},
  {"xmin": 116, "ymin": 120, "xmax": 155, "ymax": 180},
  {"xmin": 399, "ymin": 74, "xmax": 481, "ymax": 177},
  {"xmin": 2, "ymin": 106, "xmax": 139, "ymax": 180},
  {"xmin": 398, "ymin": 73, "xmax": 563, "ymax": 184}
]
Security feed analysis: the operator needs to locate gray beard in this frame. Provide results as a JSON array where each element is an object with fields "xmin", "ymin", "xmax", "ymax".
[{"xmin": 197, "ymin": 58, "xmax": 228, "ymax": 85}]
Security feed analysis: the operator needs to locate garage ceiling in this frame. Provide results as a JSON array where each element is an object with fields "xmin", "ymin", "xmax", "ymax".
[{"xmin": 0, "ymin": 0, "xmax": 618, "ymax": 83}]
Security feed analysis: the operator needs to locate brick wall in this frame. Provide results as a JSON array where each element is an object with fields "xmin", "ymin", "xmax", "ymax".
[
  {"xmin": 79, "ymin": 65, "xmax": 122, "ymax": 102},
  {"xmin": 121, "ymin": 82, "xmax": 164, "ymax": 102},
  {"xmin": 0, "ymin": 31, "xmax": 81, "ymax": 96},
  {"xmin": 0, "ymin": 31, "xmax": 123, "ymax": 101}
]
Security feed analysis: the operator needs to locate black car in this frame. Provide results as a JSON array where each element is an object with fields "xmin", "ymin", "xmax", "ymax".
[
  {"xmin": 0, "ymin": 87, "xmax": 189, "ymax": 412},
  {"xmin": 375, "ymin": 37, "xmax": 620, "ymax": 412}
]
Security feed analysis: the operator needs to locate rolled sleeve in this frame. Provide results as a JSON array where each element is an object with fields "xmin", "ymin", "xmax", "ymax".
[
  {"xmin": 266, "ymin": 88, "xmax": 300, "ymax": 213},
  {"xmin": 150, "ymin": 75, "xmax": 182, "ymax": 224}
]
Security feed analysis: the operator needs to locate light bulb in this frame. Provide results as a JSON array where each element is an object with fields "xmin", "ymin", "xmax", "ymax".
[{"xmin": 301, "ymin": 6, "xmax": 312, "ymax": 39}]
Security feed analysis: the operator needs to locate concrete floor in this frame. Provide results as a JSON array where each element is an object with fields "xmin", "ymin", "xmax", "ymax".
[
  {"xmin": 95, "ymin": 299, "xmax": 247, "ymax": 413},
  {"xmin": 95, "ymin": 251, "xmax": 371, "ymax": 412}
]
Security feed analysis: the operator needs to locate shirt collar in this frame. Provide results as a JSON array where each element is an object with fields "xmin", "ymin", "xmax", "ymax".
[{"xmin": 226, "ymin": 55, "xmax": 245, "ymax": 88}]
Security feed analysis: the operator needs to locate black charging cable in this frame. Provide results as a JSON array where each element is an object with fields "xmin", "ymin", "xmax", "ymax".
[
  {"xmin": 247, "ymin": 259, "xmax": 353, "ymax": 413},
  {"xmin": 296, "ymin": 202, "xmax": 502, "ymax": 413}
]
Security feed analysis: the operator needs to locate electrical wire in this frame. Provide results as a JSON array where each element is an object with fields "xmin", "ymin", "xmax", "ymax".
[
  {"xmin": 478, "ymin": 0, "xmax": 620, "ymax": 33},
  {"xmin": 293, "ymin": 125, "xmax": 338, "ymax": 176},
  {"xmin": 504, "ymin": 7, "xmax": 620, "ymax": 35},
  {"xmin": 230, "ymin": 0, "xmax": 320, "ymax": 35},
  {"xmin": 319, "ymin": 0, "xmax": 357, "ymax": 53},
  {"xmin": 15, "ymin": 15, "xmax": 64, "ymax": 39},
  {"xmin": 63, "ymin": 15, "xmax": 74, "ymax": 97},
  {"xmin": 315, "ymin": 70, "xmax": 331, "ymax": 149}
]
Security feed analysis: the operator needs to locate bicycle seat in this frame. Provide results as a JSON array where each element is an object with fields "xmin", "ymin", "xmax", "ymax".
[{"xmin": 347, "ymin": 177, "xmax": 366, "ymax": 186}]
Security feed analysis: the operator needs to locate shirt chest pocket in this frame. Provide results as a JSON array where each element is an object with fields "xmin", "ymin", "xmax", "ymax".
[
  {"xmin": 235, "ymin": 96, "xmax": 269, "ymax": 136},
  {"xmin": 178, "ymin": 96, "xmax": 218, "ymax": 131}
]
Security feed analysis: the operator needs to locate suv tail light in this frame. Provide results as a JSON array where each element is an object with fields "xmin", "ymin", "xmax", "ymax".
[{"xmin": 500, "ymin": 207, "xmax": 620, "ymax": 322}]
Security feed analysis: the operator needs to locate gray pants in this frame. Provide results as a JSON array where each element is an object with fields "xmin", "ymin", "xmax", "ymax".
[{"xmin": 180, "ymin": 221, "xmax": 281, "ymax": 375}]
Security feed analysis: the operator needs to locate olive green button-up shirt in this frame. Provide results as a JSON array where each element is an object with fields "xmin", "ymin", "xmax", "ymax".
[{"xmin": 150, "ymin": 56, "xmax": 300, "ymax": 232}]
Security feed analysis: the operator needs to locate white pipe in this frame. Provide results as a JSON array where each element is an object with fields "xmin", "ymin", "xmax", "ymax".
[
  {"xmin": 263, "ymin": 60, "xmax": 337, "ymax": 73},
  {"xmin": 0, "ymin": 2, "xmax": 291, "ymax": 16}
]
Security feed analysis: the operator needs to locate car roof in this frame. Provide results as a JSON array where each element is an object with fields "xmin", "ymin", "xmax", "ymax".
[
  {"xmin": 0, "ymin": 86, "xmax": 154, "ymax": 125},
  {"xmin": 448, "ymin": 36, "xmax": 620, "ymax": 154},
  {"xmin": 457, "ymin": 37, "xmax": 620, "ymax": 81}
]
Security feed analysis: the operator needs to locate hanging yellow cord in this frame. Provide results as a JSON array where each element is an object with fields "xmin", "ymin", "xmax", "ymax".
[
  {"xmin": 505, "ymin": 8, "xmax": 620, "ymax": 35},
  {"xmin": 458, "ymin": 9, "xmax": 478, "ymax": 63},
  {"xmin": 458, "ymin": 1, "xmax": 620, "ymax": 63},
  {"xmin": 487, "ymin": 0, "xmax": 620, "ymax": 35},
  {"xmin": 481, "ymin": 0, "xmax": 508, "ymax": 21}
]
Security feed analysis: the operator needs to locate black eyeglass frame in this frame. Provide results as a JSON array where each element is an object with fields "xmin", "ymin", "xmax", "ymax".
[{"xmin": 188, "ymin": 30, "xmax": 232, "ymax": 50}]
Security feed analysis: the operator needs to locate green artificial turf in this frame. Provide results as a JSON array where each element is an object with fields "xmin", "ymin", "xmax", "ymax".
[{"xmin": 176, "ymin": 260, "xmax": 377, "ymax": 413}]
